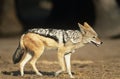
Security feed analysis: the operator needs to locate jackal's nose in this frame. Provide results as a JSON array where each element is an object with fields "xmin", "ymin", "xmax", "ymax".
[{"xmin": 100, "ymin": 41, "xmax": 103, "ymax": 44}]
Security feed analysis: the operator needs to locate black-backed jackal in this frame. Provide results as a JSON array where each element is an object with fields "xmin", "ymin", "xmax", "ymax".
[{"xmin": 13, "ymin": 22, "xmax": 102, "ymax": 78}]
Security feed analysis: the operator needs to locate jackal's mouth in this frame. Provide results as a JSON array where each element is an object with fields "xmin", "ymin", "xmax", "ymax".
[{"xmin": 91, "ymin": 41, "xmax": 100, "ymax": 47}]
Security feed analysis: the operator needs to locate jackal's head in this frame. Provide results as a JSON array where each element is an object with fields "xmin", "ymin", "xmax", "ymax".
[{"xmin": 78, "ymin": 22, "xmax": 103, "ymax": 46}]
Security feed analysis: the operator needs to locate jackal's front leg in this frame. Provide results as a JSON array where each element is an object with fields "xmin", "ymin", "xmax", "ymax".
[
  {"xmin": 64, "ymin": 52, "xmax": 74, "ymax": 78},
  {"xmin": 55, "ymin": 48, "xmax": 66, "ymax": 77}
]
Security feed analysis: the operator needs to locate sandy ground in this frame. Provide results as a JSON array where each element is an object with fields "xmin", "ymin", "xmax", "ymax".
[{"xmin": 0, "ymin": 37, "xmax": 120, "ymax": 79}]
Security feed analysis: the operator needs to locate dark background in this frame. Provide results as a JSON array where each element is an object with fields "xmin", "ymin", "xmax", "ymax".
[
  {"xmin": 15, "ymin": 0, "xmax": 95, "ymax": 31},
  {"xmin": 0, "ymin": 0, "xmax": 120, "ymax": 37}
]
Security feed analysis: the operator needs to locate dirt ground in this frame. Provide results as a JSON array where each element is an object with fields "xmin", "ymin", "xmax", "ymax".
[{"xmin": 0, "ymin": 37, "xmax": 120, "ymax": 79}]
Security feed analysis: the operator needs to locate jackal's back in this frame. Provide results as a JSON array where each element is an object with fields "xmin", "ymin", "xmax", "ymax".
[{"xmin": 28, "ymin": 28, "xmax": 82, "ymax": 44}]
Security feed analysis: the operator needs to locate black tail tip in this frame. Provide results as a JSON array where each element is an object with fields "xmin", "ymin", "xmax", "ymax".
[
  {"xmin": 12, "ymin": 47, "xmax": 24, "ymax": 64},
  {"xmin": 13, "ymin": 58, "xmax": 19, "ymax": 64}
]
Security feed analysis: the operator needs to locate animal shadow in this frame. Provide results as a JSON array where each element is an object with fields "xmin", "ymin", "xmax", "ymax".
[
  {"xmin": 1, "ymin": 70, "xmax": 55, "ymax": 76},
  {"xmin": 2, "ymin": 70, "xmax": 20, "ymax": 76}
]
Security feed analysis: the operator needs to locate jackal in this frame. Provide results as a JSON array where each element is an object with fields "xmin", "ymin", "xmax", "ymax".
[{"xmin": 13, "ymin": 22, "xmax": 102, "ymax": 78}]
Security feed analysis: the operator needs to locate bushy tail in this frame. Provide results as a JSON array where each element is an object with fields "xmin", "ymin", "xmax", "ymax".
[{"xmin": 13, "ymin": 34, "xmax": 25, "ymax": 64}]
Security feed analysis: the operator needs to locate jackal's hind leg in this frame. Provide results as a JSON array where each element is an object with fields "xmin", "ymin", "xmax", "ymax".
[
  {"xmin": 29, "ymin": 47, "xmax": 44, "ymax": 76},
  {"xmin": 20, "ymin": 52, "xmax": 32, "ymax": 76}
]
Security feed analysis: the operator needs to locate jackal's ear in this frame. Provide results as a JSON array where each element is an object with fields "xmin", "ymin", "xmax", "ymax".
[
  {"xmin": 84, "ymin": 22, "xmax": 91, "ymax": 29},
  {"xmin": 84, "ymin": 22, "xmax": 96, "ymax": 33},
  {"xmin": 78, "ymin": 22, "xmax": 86, "ymax": 34},
  {"xmin": 84, "ymin": 22, "xmax": 94, "ymax": 30},
  {"xmin": 84, "ymin": 22, "xmax": 89, "ymax": 25}
]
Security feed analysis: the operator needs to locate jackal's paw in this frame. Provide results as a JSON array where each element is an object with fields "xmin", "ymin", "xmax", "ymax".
[
  {"xmin": 20, "ymin": 74, "xmax": 24, "ymax": 76},
  {"xmin": 70, "ymin": 75, "xmax": 75, "ymax": 78},
  {"xmin": 55, "ymin": 70, "xmax": 63, "ymax": 77},
  {"xmin": 20, "ymin": 72, "xmax": 24, "ymax": 76},
  {"xmin": 36, "ymin": 72, "xmax": 43, "ymax": 76},
  {"xmin": 54, "ymin": 72, "xmax": 59, "ymax": 77}
]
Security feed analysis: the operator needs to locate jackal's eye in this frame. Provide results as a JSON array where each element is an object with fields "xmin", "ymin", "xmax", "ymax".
[{"xmin": 93, "ymin": 36, "xmax": 96, "ymax": 38}]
